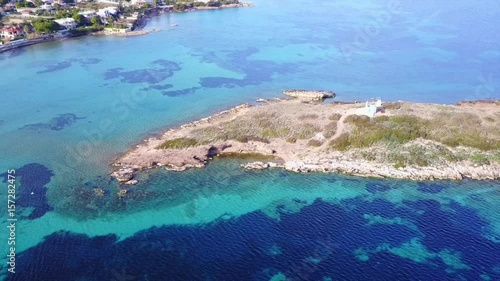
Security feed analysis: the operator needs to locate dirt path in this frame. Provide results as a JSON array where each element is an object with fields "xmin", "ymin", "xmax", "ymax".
[{"xmin": 318, "ymin": 108, "xmax": 360, "ymax": 150}]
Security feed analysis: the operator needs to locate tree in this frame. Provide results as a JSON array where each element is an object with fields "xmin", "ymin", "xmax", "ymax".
[
  {"xmin": 23, "ymin": 24, "xmax": 31, "ymax": 34},
  {"xmin": 34, "ymin": 0, "xmax": 43, "ymax": 7},
  {"xmin": 16, "ymin": 0, "xmax": 35, "ymax": 8},
  {"xmin": 55, "ymin": 9, "xmax": 73, "ymax": 19},
  {"xmin": 53, "ymin": 3, "xmax": 61, "ymax": 10},
  {"xmin": 173, "ymin": 3, "xmax": 185, "ymax": 11},
  {"xmin": 72, "ymin": 14, "xmax": 85, "ymax": 26},
  {"xmin": 90, "ymin": 16, "xmax": 102, "ymax": 26},
  {"xmin": 32, "ymin": 18, "xmax": 60, "ymax": 33},
  {"xmin": 0, "ymin": 0, "xmax": 9, "ymax": 5},
  {"xmin": 106, "ymin": 16, "xmax": 115, "ymax": 26},
  {"xmin": 207, "ymin": 1, "xmax": 220, "ymax": 7},
  {"xmin": 16, "ymin": 0, "xmax": 36, "ymax": 8},
  {"xmin": 71, "ymin": 9, "xmax": 80, "ymax": 17}
]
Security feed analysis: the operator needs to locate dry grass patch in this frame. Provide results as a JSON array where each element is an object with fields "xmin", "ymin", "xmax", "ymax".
[
  {"xmin": 330, "ymin": 112, "xmax": 500, "ymax": 151},
  {"xmin": 426, "ymin": 112, "xmax": 500, "ymax": 150},
  {"xmin": 157, "ymin": 138, "xmax": 198, "ymax": 149},
  {"xmin": 298, "ymin": 114, "xmax": 319, "ymax": 120},
  {"xmin": 308, "ymin": 139, "xmax": 323, "ymax": 147},
  {"xmin": 323, "ymin": 121, "xmax": 338, "ymax": 139},
  {"xmin": 192, "ymin": 108, "xmax": 322, "ymax": 144},
  {"xmin": 328, "ymin": 113, "xmax": 342, "ymax": 121}
]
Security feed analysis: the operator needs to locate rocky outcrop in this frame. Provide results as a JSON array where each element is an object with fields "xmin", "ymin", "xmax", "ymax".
[
  {"xmin": 110, "ymin": 165, "xmax": 140, "ymax": 182},
  {"xmin": 283, "ymin": 90, "xmax": 335, "ymax": 100},
  {"xmin": 164, "ymin": 163, "xmax": 206, "ymax": 172},
  {"xmin": 239, "ymin": 158, "xmax": 500, "ymax": 181},
  {"xmin": 240, "ymin": 161, "xmax": 284, "ymax": 170},
  {"xmin": 124, "ymin": 179, "xmax": 138, "ymax": 185}
]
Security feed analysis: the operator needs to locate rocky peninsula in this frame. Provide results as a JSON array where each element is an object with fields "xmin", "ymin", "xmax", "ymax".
[
  {"xmin": 111, "ymin": 94, "xmax": 500, "ymax": 184},
  {"xmin": 282, "ymin": 89, "xmax": 335, "ymax": 100}
]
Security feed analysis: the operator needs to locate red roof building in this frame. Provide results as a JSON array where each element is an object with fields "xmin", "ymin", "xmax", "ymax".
[{"xmin": 0, "ymin": 26, "xmax": 26, "ymax": 40}]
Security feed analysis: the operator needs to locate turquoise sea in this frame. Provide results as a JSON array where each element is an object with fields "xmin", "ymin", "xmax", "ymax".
[{"xmin": 0, "ymin": 0, "xmax": 499, "ymax": 280}]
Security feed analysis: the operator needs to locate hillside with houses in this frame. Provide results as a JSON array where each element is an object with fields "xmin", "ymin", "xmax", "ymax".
[{"xmin": 0, "ymin": 0, "xmax": 246, "ymax": 51}]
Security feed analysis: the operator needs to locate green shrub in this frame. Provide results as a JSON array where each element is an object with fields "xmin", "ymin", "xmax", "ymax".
[
  {"xmin": 328, "ymin": 113, "xmax": 342, "ymax": 121},
  {"xmin": 329, "ymin": 133, "xmax": 350, "ymax": 151},
  {"xmin": 394, "ymin": 162, "xmax": 406, "ymax": 169},
  {"xmin": 308, "ymin": 139, "xmax": 323, "ymax": 147},
  {"xmin": 470, "ymin": 154, "xmax": 491, "ymax": 165},
  {"xmin": 343, "ymin": 114, "xmax": 428, "ymax": 148},
  {"xmin": 173, "ymin": 3, "xmax": 186, "ymax": 11},
  {"xmin": 427, "ymin": 112, "xmax": 500, "ymax": 151},
  {"xmin": 323, "ymin": 121, "xmax": 338, "ymax": 138}
]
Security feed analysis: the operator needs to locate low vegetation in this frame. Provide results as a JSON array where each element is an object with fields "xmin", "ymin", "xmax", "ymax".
[
  {"xmin": 298, "ymin": 114, "xmax": 319, "ymax": 120},
  {"xmin": 190, "ymin": 110, "xmax": 322, "ymax": 145},
  {"xmin": 329, "ymin": 110, "xmax": 500, "ymax": 167},
  {"xmin": 307, "ymin": 139, "xmax": 323, "ymax": 147},
  {"xmin": 153, "ymin": 99, "xmax": 499, "ymax": 169},
  {"xmin": 330, "ymin": 113, "xmax": 500, "ymax": 151},
  {"xmin": 323, "ymin": 121, "xmax": 338, "ymax": 139},
  {"xmin": 157, "ymin": 138, "xmax": 198, "ymax": 149},
  {"xmin": 328, "ymin": 113, "xmax": 342, "ymax": 121}
]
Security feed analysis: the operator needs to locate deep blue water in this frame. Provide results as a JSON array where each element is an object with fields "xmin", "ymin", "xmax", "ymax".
[
  {"xmin": 0, "ymin": 161, "xmax": 499, "ymax": 281},
  {"xmin": 6, "ymin": 196, "xmax": 500, "ymax": 281}
]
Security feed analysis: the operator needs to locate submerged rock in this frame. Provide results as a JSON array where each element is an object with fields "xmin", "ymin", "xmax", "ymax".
[{"xmin": 124, "ymin": 180, "xmax": 138, "ymax": 185}]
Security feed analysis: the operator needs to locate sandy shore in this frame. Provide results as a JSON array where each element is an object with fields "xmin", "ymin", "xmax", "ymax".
[{"xmin": 111, "ymin": 97, "xmax": 500, "ymax": 184}]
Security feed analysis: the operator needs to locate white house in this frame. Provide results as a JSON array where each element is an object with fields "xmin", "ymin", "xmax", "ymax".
[
  {"xmin": 78, "ymin": 10, "xmax": 97, "ymax": 19},
  {"xmin": 0, "ymin": 26, "xmax": 26, "ymax": 40},
  {"xmin": 131, "ymin": 0, "xmax": 153, "ymax": 5},
  {"xmin": 54, "ymin": 18, "xmax": 77, "ymax": 29},
  {"xmin": 96, "ymin": 0, "xmax": 120, "ymax": 4},
  {"xmin": 41, "ymin": 4, "xmax": 55, "ymax": 10},
  {"xmin": 360, "ymin": 98, "xmax": 383, "ymax": 117}
]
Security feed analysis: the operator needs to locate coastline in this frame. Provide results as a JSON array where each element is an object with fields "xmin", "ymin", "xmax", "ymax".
[
  {"xmin": 110, "ymin": 95, "xmax": 500, "ymax": 184},
  {"xmin": 0, "ymin": 2, "xmax": 254, "ymax": 54}
]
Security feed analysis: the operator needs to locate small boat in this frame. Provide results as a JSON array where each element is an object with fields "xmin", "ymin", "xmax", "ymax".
[{"xmin": 170, "ymin": 24, "xmax": 178, "ymax": 27}]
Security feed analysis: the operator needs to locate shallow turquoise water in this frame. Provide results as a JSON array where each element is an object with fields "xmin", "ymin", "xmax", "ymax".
[{"xmin": 0, "ymin": 0, "xmax": 499, "ymax": 280}]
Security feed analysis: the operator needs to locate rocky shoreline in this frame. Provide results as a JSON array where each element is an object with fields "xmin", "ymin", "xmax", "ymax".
[
  {"xmin": 111, "ymin": 97, "xmax": 500, "ymax": 185},
  {"xmin": 241, "ymin": 159, "xmax": 499, "ymax": 181},
  {"xmin": 283, "ymin": 89, "xmax": 335, "ymax": 100}
]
